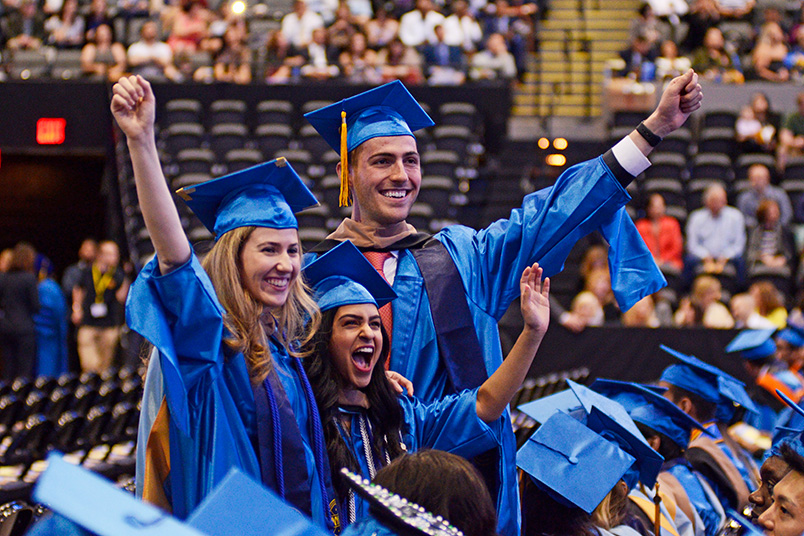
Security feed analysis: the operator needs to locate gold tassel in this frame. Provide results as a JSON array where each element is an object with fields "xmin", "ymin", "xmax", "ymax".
[
  {"xmin": 654, "ymin": 481, "xmax": 662, "ymax": 536},
  {"xmin": 339, "ymin": 110, "xmax": 350, "ymax": 207}
]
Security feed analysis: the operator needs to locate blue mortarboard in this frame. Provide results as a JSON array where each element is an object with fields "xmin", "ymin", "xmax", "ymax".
[
  {"xmin": 659, "ymin": 345, "xmax": 758, "ymax": 418},
  {"xmin": 518, "ymin": 380, "xmax": 663, "ymax": 488},
  {"xmin": 304, "ymin": 80, "xmax": 434, "ymax": 207},
  {"xmin": 725, "ymin": 329, "xmax": 778, "ymax": 361},
  {"xmin": 303, "ymin": 241, "xmax": 397, "ymax": 312},
  {"xmin": 517, "ymin": 411, "xmax": 636, "ymax": 514},
  {"xmin": 176, "ymin": 157, "xmax": 318, "ymax": 238},
  {"xmin": 590, "ymin": 379, "xmax": 709, "ymax": 450},
  {"xmin": 768, "ymin": 426, "xmax": 803, "ymax": 459},
  {"xmin": 777, "ymin": 324, "xmax": 804, "ymax": 349},
  {"xmin": 304, "ymin": 80, "xmax": 434, "ymax": 155}
]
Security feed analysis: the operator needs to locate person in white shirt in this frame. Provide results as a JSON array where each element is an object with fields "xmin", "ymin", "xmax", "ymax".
[
  {"xmin": 398, "ymin": 0, "xmax": 445, "ymax": 47},
  {"xmin": 127, "ymin": 20, "xmax": 179, "ymax": 81},
  {"xmin": 280, "ymin": 0, "xmax": 324, "ymax": 49},
  {"xmin": 443, "ymin": 0, "xmax": 483, "ymax": 52}
]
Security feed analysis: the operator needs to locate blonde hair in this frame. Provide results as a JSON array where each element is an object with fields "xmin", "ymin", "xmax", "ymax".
[
  {"xmin": 201, "ymin": 226, "xmax": 321, "ymax": 383},
  {"xmin": 591, "ymin": 480, "xmax": 628, "ymax": 530}
]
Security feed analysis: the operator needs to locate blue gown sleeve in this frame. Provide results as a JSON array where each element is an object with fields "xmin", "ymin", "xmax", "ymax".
[
  {"xmin": 436, "ymin": 156, "xmax": 659, "ymax": 319},
  {"xmin": 125, "ymin": 253, "xmax": 226, "ymax": 435},
  {"xmin": 400, "ymin": 389, "xmax": 502, "ymax": 457}
]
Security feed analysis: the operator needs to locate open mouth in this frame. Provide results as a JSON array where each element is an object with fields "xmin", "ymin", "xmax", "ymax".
[
  {"xmin": 351, "ymin": 346, "xmax": 374, "ymax": 372},
  {"xmin": 265, "ymin": 277, "xmax": 289, "ymax": 290},
  {"xmin": 381, "ymin": 189, "xmax": 409, "ymax": 199}
]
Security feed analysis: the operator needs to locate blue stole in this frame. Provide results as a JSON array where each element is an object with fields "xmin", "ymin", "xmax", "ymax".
[{"xmin": 665, "ymin": 459, "xmax": 723, "ymax": 536}]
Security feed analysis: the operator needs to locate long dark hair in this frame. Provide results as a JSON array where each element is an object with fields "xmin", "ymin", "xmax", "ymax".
[
  {"xmin": 519, "ymin": 475, "xmax": 597, "ymax": 536},
  {"xmin": 303, "ymin": 307, "xmax": 406, "ymax": 502}
]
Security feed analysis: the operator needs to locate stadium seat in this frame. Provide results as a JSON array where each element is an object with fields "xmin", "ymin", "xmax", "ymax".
[
  {"xmin": 438, "ymin": 102, "xmax": 478, "ymax": 130},
  {"xmin": 296, "ymin": 204, "xmax": 330, "ymax": 230},
  {"xmin": 654, "ymin": 129, "xmax": 691, "ymax": 157},
  {"xmin": 407, "ymin": 203, "xmax": 434, "ymax": 231},
  {"xmin": 299, "ymin": 123, "xmax": 333, "ymax": 161},
  {"xmin": 433, "ymin": 125, "xmax": 473, "ymax": 157},
  {"xmin": 208, "ymin": 99, "xmax": 248, "ymax": 128},
  {"xmin": 51, "ymin": 49, "xmax": 82, "ymax": 80},
  {"xmin": 690, "ymin": 152, "xmax": 732, "ymax": 182},
  {"xmin": 163, "ymin": 122, "xmax": 204, "ymax": 155},
  {"xmin": 320, "ymin": 175, "xmax": 341, "ymax": 212},
  {"xmin": 642, "ymin": 177, "xmax": 685, "ymax": 209},
  {"xmin": 175, "ymin": 148, "xmax": 214, "ymax": 176},
  {"xmin": 209, "ymin": 123, "xmax": 248, "ymax": 160},
  {"xmin": 255, "ymin": 123, "xmax": 292, "ymax": 159},
  {"xmin": 735, "ymin": 153, "xmax": 776, "ymax": 180},
  {"xmin": 173, "ymin": 172, "xmax": 212, "ymax": 190},
  {"xmin": 255, "ymin": 100, "xmax": 294, "ymax": 129},
  {"xmin": 421, "ymin": 150, "xmax": 460, "ymax": 179},
  {"xmin": 275, "ymin": 149, "xmax": 312, "ymax": 181},
  {"xmin": 611, "ymin": 111, "xmax": 645, "ymax": 128},
  {"xmin": 7, "ymin": 49, "xmax": 50, "ymax": 79},
  {"xmin": 225, "ymin": 148, "xmax": 263, "ymax": 173},
  {"xmin": 696, "ymin": 127, "xmax": 736, "ymax": 159},
  {"xmin": 162, "ymin": 99, "xmax": 203, "ymax": 127},
  {"xmin": 298, "ymin": 227, "xmax": 328, "ymax": 251},
  {"xmin": 646, "ymin": 153, "xmax": 686, "ymax": 181},
  {"xmin": 417, "ymin": 176, "xmax": 455, "ymax": 209},
  {"xmin": 784, "ymin": 156, "xmax": 804, "ymax": 182},
  {"xmin": 702, "ymin": 109, "xmax": 738, "ymax": 130}
]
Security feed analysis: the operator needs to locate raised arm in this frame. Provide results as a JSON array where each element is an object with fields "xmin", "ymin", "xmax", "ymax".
[
  {"xmin": 111, "ymin": 75, "xmax": 191, "ymax": 274},
  {"xmin": 476, "ymin": 263, "xmax": 549, "ymax": 423}
]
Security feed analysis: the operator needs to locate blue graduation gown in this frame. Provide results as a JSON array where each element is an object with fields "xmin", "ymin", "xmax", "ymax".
[
  {"xmin": 309, "ymin": 154, "xmax": 662, "ymax": 536},
  {"xmin": 337, "ymin": 389, "xmax": 501, "ymax": 523},
  {"xmin": 703, "ymin": 422, "xmax": 757, "ymax": 493},
  {"xmin": 34, "ymin": 278, "xmax": 69, "ymax": 377},
  {"xmin": 664, "ymin": 461, "xmax": 725, "ymax": 536},
  {"xmin": 127, "ymin": 255, "xmax": 328, "ymax": 526}
]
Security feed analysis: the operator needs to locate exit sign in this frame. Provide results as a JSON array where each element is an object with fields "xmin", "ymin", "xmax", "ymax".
[{"xmin": 36, "ymin": 118, "xmax": 67, "ymax": 145}]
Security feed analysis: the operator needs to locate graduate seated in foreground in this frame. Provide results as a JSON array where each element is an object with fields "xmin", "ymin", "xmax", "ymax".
[
  {"xmin": 302, "ymin": 240, "xmax": 550, "ymax": 526},
  {"xmin": 591, "ymin": 380, "xmax": 723, "ymax": 536},
  {"xmin": 747, "ymin": 428, "xmax": 798, "ymax": 522}
]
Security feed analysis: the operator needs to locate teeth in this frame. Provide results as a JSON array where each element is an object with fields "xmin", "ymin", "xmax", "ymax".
[
  {"xmin": 354, "ymin": 347, "xmax": 373, "ymax": 354},
  {"xmin": 266, "ymin": 278, "xmax": 288, "ymax": 288},
  {"xmin": 382, "ymin": 191, "xmax": 406, "ymax": 199}
]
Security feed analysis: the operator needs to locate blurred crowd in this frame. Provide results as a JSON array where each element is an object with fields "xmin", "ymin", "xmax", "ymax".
[{"xmin": 0, "ymin": 0, "xmax": 541, "ymax": 84}]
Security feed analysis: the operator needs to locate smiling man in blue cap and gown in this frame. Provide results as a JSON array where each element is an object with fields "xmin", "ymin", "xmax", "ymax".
[
  {"xmin": 591, "ymin": 379, "xmax": 727, "ymax": 536},
  {"xmin": 658, "ymin": 345, "xmax": 758, "ymax": 508},
  {"xmin": 128, "ymin": 158, "xmax": 339, "ymax": 529},
  {"xmin": 303, "ymin": 71, "xmax": 702, "ymax": 536}
]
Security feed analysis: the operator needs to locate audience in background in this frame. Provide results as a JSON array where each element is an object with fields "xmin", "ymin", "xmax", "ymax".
[
  {"xmin": 674, "ymin": 274, "xmax": 735, "ymax": 328},
  {"xmin": 655, "ymin": 39, "xmax": 692, "ymax": 80},
  {"xmin": 422, "ymin": 23, "xmax": 466, "ymax": 84},
  {"xmin": 213, "ymin": 23, "xmax": 251, "ymax": 84},
  {"xmin": 280, "ymin": 0, "xmax": 324, "ymax": 49},
  {"xmin": 80, "ymin": 22, "xmax": 126, "ymax": 82},
  {"xmin": 737, "ymin": 163, "xmax": 792, "ymax": 228},
  {"xmin": 691, "ymin": 27, "xmax": 743, "ymax": 83},
  {"xmin": 778, "ymin": 91, "xmax": 804, "ymax": 169},
  {"xmin": 746, "ymin": 199, "xmax": 797, "ymax": 283},
  {"xmin": 443, "ymin": 0, "xmax": 483, "ymax": 53},
  {"xmin": 399, "ymin": 0, "xmax": 444, "ymax": 48},
  {"xmin": 364, "ymin": 5, "xmax": 398, "ymax": 49},
  {"xmin": 0, "ymin": 242, "xmax": 39, "ymax": 380},
  {"xmin": 636, "ymin": 193, "xmax": 684, "ymax": 276},
  {"xmin": 730, "ymin": 292, "xmax": 777, "ymax": 328},
  {"xmin": 126, "ymin": 19, "xmax": 179, "ymax": 82},
  {"xmin": 44, "ymin": 0, "xmax": 84, "ymax": 49},
  {"xmin": 470, "ymin": 31, "xmax": 516, "ymax": 80},
  {"xmin": 750, "ymin": 21, "xmax": 789, "ymax": 81},
  {"xmin": 750, "ymin": 280, "xmax": 789, "ymax": 328},
  {"xmin": 3, "ymin": 0, "xmax": 45, "ymax": 50}
]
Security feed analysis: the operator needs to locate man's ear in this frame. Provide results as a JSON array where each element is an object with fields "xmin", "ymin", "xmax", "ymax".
[
  {"xmin": 647, "ymin": 435, "xmax": 661, "ymax": 451},
  {"xmin": 678, "ymin": 397, "xmax": 695, "ymax": 417}
]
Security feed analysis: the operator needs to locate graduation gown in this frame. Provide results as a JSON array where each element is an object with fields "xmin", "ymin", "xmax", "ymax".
[
  {"xmin": 336, "ymin": 389, "xmax": 502, "ymax": 523},
  {"xmin": 128, "ymin": 255, "xmax": 332, "ymax": 527},
  {"xmin": 664, "ymin": 460, "xmax": 726, "ymax": 536},
  {"xmin": 34, "ymin": 278, "xmax": 69, "ymax": 377},
  {"xmin": 309, "ymin": 152, "xmax": 664, "ymax": 536}
]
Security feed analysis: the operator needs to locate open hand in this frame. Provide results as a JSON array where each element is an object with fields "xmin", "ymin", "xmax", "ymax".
[
  {"xmin": 110, "ymin": 75, "xmax": 156, "ymax": 142},
  {"xmin": 644, "ymin": 69, "xmax": 703, "ymax": 138},
  {"xmin": 520, "ymin": 263, "xmax": 550, "ymax": 335},
  {"xmin": 386, "ymin": 370, "xmax": 414, "ymax": 396}
]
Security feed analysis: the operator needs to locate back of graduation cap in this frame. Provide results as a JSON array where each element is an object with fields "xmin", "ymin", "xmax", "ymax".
[
  {"xmin": 659, "ymin": 344, "xmax": 758, "ymax": 419},
  {"xmin": 517, "ymin": 411, "xmax": 636, "ymax": 514},
  {"xmin": 518, "ymin": 380, "xmax": 663, "ymax": 488},
  {"xmin": 176, "ymin": 157, "xmax": 318, "ymax": 238},
  {"xmin": 777, "ymin": 321, "xmax": 804, "ymax": 348},
  {"xmin": 303, "ymin": 240, "xmax": 397, "ymax": 313},
  {"xmin": 304, "ymin": 80, "xmax": 434, "ymax": 207},
  {"xmin": 590, "ymin": 379, "xmax": 709, "ymax": 451},
  {"xmin": 772, "ymin": 389, "xmax": 804, "ymax": 459},
  {"xmin": 725, "ymin": 328, "xmax": 778, "ymax": 361}
]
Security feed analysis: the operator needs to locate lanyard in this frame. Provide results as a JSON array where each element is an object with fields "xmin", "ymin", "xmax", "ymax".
[{"xmin": 91, "ymin": 265, "xmax": 114, "ymax": 304}]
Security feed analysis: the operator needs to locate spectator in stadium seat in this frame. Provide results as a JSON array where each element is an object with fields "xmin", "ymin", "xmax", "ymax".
[
  {"xmin": 164, "ymin": 0, "xmax": 213, "ymax": 56},
  {"xmin": 0, "ymin": 242, "xmax": 39, "ymax": 380},
  {"xmin": 714, "ymin": 0, "xmax": 755, "ymax": 20},
  {"xmin": 655, "ymin": 39, "xmax": 692, "ymax": 80},
  {"xmin": 736, "ymin": 93, "xmax": 780, "ymax": 155},
  {"xmin": 749, "ymin": 280, "xmax": 788, "ymax": 329},
  {"xmin": 398, "ymin": 0, "xmax": 445, "ymax": 48},
  {"xmin": 569, "ymin": 290, "xmax": 605, "ymax": 327},
  {"xmin": 212, "ymin": 23, "xmax": 251, "ymax": 84},
  {"xmin": 4, "ymin": 0, "xmax": 46, "ymax": 50},
  {"xmin": 621, "ymin": 295, "xmax": 660, "ymax": 327},
  {"xmin": 127, "ymin": 20, "xmax": 180, "ymax": 82},
  {"xmin": 745, "ymin": 199, "xmax": 796, "ymax": 292},
  {"xmin": 730, "ymin": 292, "xmax": 777, "ymax": 328},
  {"xmin": 635, "ymin": 193, "xmax": 684, "ymax": 275},
  {"xmin": 584, "ymin": 268, "xmax": 621, "ymax": 324},
  {"xmin": 481, "ymin": 0, "xmax": 535, "ymax": 78},
  {"xmin": 684, "ymin": 0, "xmax": 722, "ymax": 51},
  {"xmin": 685, "ymin": 183, "xmax": 746, "ymax": 284},
  {"xmin": 44, "ymin": 0, "xmax": 84, "ymax": 48},
  {"xmin": 778, "ymin": 91, "xmax": 804, "ymax": 170},
  {"xmin": 263, "ymin": 29, "xmax": 302, "ymax": 83},
  {"xmin": 674, "ymin": 274, "xmax": 735, "ymax": 328},
  {"xmin": 616, "ymin": 31, "xmax": 658, "ymax": 80},
  {"xmin": 443, "ymin": 0, "xmax": 484, "ymax": 53},
  {"xmin": 84, "ymin": 0, "xmax": 113, "ymax": 42},
  {"xmin": 365, "ymin": 6, "xmax": 399, "ymax": 50},
  {"xmin": 327, "ymin": 3, "xmax": 358, "ymax": 54},
  {"xmin": 422, "ymin": 24, "xmax": 466, "ymax": 84},
  {"xmin": 737, "ymin": 164, "xmax": 792, "ymax": 227},
  {"xmin": 80, "ymin": 22, "xmax": 126, "ymax": 82},
  {"xmin": 629, "ymin": 3, "xmax": 661, "ymax": 50},
  {"xmin": 469, "ymin": 32, "xmax": 516, "ymax": 80},
  {"xmin": 691, "ymin": 27, "xmax": 743, "ymax": 83},
  {"xmin": 339, "ymin": 31, "xmax": 381, "ymax": 83},
  {"xmin": 750, "ymin": 21, "xmax": 790, "ymax": 82},
  {"xmin": 299, "ymin": 27, "xmax": 339, "ymax": 79},
  {"xmin": 281, "ymin": 0, "xmax": 324, "ymax": 49},
  {"xmin": 377, "ymin": 36, "xmax": 424, "ymax": 84}
]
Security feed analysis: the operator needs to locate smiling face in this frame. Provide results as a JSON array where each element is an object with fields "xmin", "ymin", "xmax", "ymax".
[
  {"xmin": 329, "ymin": 303, "xmax": 384, "ymax": 389},
  {"xmin": 758, "ymin": 470, "xmax": 804, "ymax": 536},
  {"xmin": 345, "ymin": 135, "xmax": 422, "ymax": 227},
  {"xmin": 238, "ymin": 227, "xmax": 300, "ymax": 311},
  {"xmin": 750, "ymin": 456, "xmax": 792, "ymax": 520}
]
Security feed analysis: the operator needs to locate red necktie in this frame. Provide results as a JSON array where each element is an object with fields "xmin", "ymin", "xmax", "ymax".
[{"xmin": 362, "ymin": 250, "xmax": 393, "ymax": 369}]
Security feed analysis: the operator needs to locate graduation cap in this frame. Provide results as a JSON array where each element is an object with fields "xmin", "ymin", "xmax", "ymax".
[
  {"xmin": 777, "ymin": 323, "xmax": 804, "ymax": 349},
  {"xmin": 590, "ymin": 379, "xmax": 709, "ymax": 451},
  {"xmin": 304, "ymin": 80, "xmax": 434, "ymax": 207},
  {"xmin": 518, "ymin": 380, "xmax": 663, "ymax": 488},
  {"xmin": 659, "ymin": 344, "xmax": 758, "ymax": 419},
  {"xmin": 303, "ymin": 240, "xmax": 397, "ymax": 312},
  {"xmin": 517, "ymin": 411, "xmax": 636, "ymax": 514},
  {"xmin": 768, "ymin": 426, "xmax": 803, "ymax": 460},
  {"xmin": 773, "ymin": 389, "xmax": 804, "ymax": 459},
  {"xmin": 176, "ymin": 157, "xmax": 318, "ymax": 238},
  {"xmin": 725, "ymin": 328, "xmax": 778, "ymax": 361}
]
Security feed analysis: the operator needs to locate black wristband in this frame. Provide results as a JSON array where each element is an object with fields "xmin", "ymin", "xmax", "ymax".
[{"xmin": 636, "ymin": 121, "xmax": 662, "ymax": 147}]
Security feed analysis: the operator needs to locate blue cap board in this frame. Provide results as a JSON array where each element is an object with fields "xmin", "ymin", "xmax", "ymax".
[
  {"xmin": 303, "ymin": 240, "xmax": 397, "ymax": 312},
  {"xmin": 590, "ymin": 379, "xmax": 709, "ymax": 450},
  {"xmin": 518, "ymin": 380, "xmax": 663, "ymax": 488},
  {"xmin": 659, "ymin": 345, "xmax": 758, "ymax": 416},
  {"xmin": 31, "ymin": 453, "xmax": 329, "ymax": 536},
  {"xmin": 768, "ymin": 426, "xmax": 803, "ymax": 460},
  {"xmin": 777, "ymin": 323, "xmax": 804, "ymax": 349},
  {"xmin": 304, "ymin": 80, "xmax": 435, "ymax": 155},
  {"xmin": 517, "ymin": 411, "xmax": 636, "ymax": 514},
  {"xmin": 725, "ymin": 329, "xmax": 778, "ymax": 361},
  {"xmin": 176, "ymin": 157, "xmax": 318, "ymax": 238}
]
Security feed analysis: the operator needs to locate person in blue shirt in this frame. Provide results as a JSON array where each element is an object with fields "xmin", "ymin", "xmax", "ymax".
[
  {"xmin": 302, "ymin": 240, "xmax": 550, "ymax": 526},
  {"xmin": 304, "ymin": 72, "xmax": 702, "ymax": 536},
  {"xmin": 33, "ymin": 254, "xmax": 69, "ymax": 377},
  {"xmin": 111, "ymin": 75, "xmax": 339, "ymax": 529}
]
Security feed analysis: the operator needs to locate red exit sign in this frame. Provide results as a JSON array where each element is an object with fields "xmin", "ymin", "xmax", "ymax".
[{"xmin": 36, "ymin": 118, "xmax": 66, "ymax": 145}]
